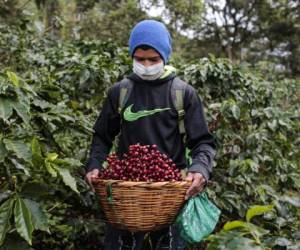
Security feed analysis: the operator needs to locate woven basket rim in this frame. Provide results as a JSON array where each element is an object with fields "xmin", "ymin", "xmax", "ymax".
[{"xmin": 92, "ymin": 178, "xmax": 191, "ymax": 188}]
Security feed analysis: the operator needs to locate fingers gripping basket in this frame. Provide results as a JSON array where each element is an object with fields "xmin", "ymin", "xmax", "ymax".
[{"xmin": 93, "ymin": 179, "xmax": 190, "ymax": 232}]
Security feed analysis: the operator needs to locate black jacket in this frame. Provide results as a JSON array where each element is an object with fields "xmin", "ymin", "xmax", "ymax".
[{"xmin": 86, "ymin": 72, "xmax": 216, "ymax": 181}]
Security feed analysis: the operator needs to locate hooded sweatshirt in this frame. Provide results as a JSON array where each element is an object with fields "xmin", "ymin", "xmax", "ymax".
[{"xmin": 85, "ymin": 70, "xmax": 216, "ymax": 181}]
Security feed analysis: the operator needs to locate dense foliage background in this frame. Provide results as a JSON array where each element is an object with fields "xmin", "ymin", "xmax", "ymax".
[{"xmin": 0, "ymin": 1, "xmax": 299, "ymax": 249}]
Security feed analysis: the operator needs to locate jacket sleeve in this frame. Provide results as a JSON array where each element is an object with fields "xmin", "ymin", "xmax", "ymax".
[
  {"xmin": 85, "ymin": 85, "xmax": 120, "ymax": 172},
  {"xmin": 184, "ymin": 85, "xmax": 216, "ymax": 181}
]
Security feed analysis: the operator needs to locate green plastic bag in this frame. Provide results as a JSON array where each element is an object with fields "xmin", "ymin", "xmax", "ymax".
[{"xmin": 175, "ymin": 192, "xmax": 221, "ymax": 244}]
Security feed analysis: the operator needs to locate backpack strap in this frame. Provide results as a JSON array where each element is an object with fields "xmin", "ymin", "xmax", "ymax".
[
  {"xmin": 118, "ymin": 78, "xmax": 134, "ymax": 114},
  {"xmin": 171, "ymin": 77, "xmax": 193, "ymax": 164},
  {"xmin": 171, "ymin": 77, "xmax": 187, "ymax": 142},
  {"xmin": 110, "ymin": 78, "xmax": 133, "ymax": 153}
]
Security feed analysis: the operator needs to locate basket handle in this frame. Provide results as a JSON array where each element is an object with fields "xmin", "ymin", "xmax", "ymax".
[
  {"xmin": 106, "ymin": 183, "xmax": 113, "ymax": 203},
  {"xmin": 106, "ymin": 182, "xmax": 124, "ymax": 225}
]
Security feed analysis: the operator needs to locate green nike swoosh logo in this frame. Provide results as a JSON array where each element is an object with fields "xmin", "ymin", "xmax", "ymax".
[{"xmin": 123, "ymin": 104, "xmax": 170, "ymax": 122}]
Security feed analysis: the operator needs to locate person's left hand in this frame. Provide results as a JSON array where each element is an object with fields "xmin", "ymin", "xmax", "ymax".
[{"xmin": 185, "ymin": 172, "xmax": 206, "ymax": 200}]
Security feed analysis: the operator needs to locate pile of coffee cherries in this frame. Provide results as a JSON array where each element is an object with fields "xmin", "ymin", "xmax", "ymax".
[{"xmin": 99, "ymin": 144, "xmax": 182, "ymax": 181}]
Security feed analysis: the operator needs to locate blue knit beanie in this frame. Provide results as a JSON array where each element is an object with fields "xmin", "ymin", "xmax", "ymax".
[{"xmin": 129, "ymin": 20, "xmax": 172, "ymax": 63}]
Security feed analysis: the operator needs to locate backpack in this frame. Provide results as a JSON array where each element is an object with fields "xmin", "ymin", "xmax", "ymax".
[{"xmin": 117, "ymin": 77, "xmax": 187, "ymax": 142}]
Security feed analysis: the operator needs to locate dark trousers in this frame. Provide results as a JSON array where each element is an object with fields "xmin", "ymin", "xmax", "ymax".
[{"xmin": 103, "ymin": 224, "xmax": 186, "ymax": 250}]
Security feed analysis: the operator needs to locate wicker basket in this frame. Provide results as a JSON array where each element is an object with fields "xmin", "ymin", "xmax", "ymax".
[{"xmin": 93, "ymin": 179, "xmax": 190, "ymax": 232}]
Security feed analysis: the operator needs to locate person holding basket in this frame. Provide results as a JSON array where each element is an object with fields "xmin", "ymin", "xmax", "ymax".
[{"xmin": 85, "ymin": 19, "xmax": 216, "ymax": 250}]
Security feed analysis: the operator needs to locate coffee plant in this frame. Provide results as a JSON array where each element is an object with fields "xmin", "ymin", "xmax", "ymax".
[{"xmin": 0, "ymin": 24, "xmax": 299, "ymax": 249}]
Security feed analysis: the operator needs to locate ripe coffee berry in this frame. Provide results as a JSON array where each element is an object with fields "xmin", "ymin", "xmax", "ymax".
[{"xmin": 99, "ymin": 144, "xmax": 182, "ymax": 182}]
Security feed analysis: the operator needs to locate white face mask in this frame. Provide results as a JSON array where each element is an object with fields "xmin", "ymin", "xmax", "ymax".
[{"xmin": 133, "ymin": 60, "xmax": 164, "ymax": 81}]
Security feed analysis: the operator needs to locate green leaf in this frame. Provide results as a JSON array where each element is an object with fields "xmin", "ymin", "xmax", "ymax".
[
  {"xmin": 45, "ymin": 162, "xmax": 57, "ymax": 177},
  {"xmin": 11, "ymin": 101, "xmax": 30, "ymax": 125},
  {"xmin": 6, "ymin": 71, "xmax": 20, "ymax": 87},
  {"xmin": 14, "ymin": 198, "xmax": 34, "ymax": 245},
  {"xmin": 247, "ymin": 223, "xmax": 269, "ymax": 238},
  {"xmin": 0, "ymin": 191, "xmax": 12, "ymax": 204},
  {"xmin": 0, "ymin": 141, "xmax": 7, "ymax": 162},
  {"xmin": 54, "ymin": 166, "xmax": 79, "ymax": 193},
  {"xmin": 11, "ymin": 159, "xmax": 30, "ymax": 176},
  {"xmin": 0, "ymin": 98, "xmax": 13, "ymax": 121},
  {"xmin": 207, "ymin": 231, "xmax": 262, "ymax": 250},
  {"xmin": 21, "ymin": 183, "xmax": 50, "ymax": 199},
  {"xmin": 281, "ymin": 195, "xmax": 300, "ymax": 207},
  {"xmin": 46, "ymin": 153, "xmax": 58, "ymax": 162},
  {"xmin": 44, "ymin": 153, "xmax": 59, "ymax": 177},
  {"xmin": 273, "ymin": 237, "xmax": 292, "ymax": 247},
  {"xmin": 246, "ymin": 205, "xmax": 274, "ymax": 222},
  {"xmin": 0, "ymin": 233, "xmax": 34, "ymax": 250},
  {"xmin": 226, "ymin": 236, "xmax": 262, "ymax": 250},
  {"xmin": 231, "ymin": 105, "xmax": 240, "ymax": 120},
  {"xmin": 34, "ymin": 20, "xmax": 45, "ymax": 33},
  {"xmin": 70, "ymin": 100, "xmax": 79, "ymax": 110},
  {"xmin": 79, "ymin": 69, "xmax": 90, "ymax": 84},
  {"xmin": 31, "ymin": 138, "xmax": 42, "ymax": 157},
  {"xmin": 32, "ymin": 99, "xmax": 52, "ymax": 110},
  {"xmin": 31, "ymin": 138, "xmax": 43, "ymax": 166},
  {"xmin": 55, "ymin": 157, "xmax": 83, "ymax": 167},
  {"xmin": 223, "ymin": 220, "xmax": 248, "ymax": 231},
  {"xmin": 3, "ymin": 139, "xmax": 32, "ymax": 161},
  {"xmin": 23, "ymin": 199, "xmax": 49, "ymax": 233},
  {"xmin": 0, "ymin": 198, "xmax": 15, "ymax": 246},
  {"xmin": 267, "ymin": 120, "xmax": 277, "ymax": 131}
]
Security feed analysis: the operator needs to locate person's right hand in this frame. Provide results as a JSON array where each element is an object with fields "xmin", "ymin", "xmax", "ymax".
[{"xmin": 85, "ymin": 169, "xmax": 100, "ymax": 191}]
